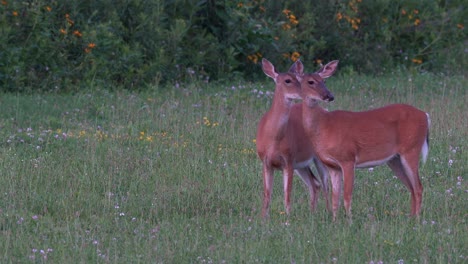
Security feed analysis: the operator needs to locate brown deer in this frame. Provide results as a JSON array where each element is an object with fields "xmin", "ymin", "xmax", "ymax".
[
  {"xmin": 256, "ymin": 59, "xmax": 329, "ymax": 218},
  {"xmin": 291, "ymin": 60, "xmax": 430, "ymax": 220}
]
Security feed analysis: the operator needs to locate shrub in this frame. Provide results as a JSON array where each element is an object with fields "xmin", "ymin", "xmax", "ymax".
[{"xmin": 0, "ymin": 0, "xmax": 465, "ymax": 92}]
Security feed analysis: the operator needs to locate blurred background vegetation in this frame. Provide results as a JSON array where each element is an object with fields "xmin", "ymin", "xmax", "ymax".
[{"xmin": 0, "ymin": 0, "xmax": 466, "ymax": 92}]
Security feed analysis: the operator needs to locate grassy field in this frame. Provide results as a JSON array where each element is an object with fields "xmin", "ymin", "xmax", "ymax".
[{"xmin": 0, "ymin": 72, "xmax": 466, "ymax": 263}]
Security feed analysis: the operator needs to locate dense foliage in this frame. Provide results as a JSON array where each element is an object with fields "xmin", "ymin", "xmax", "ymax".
[{"xmin": 0, "ymin": 0, "xmax": 466, "ymax": 92}]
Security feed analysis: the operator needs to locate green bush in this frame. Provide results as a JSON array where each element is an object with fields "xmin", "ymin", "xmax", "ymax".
[{"xmin": 0, "ymin": 0, "xmax": 465, "ymax": 92}]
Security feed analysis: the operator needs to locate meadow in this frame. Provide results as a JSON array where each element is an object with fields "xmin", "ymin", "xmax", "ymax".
[{"xmin": 0, "ymin": 71, "xmax": 466, "ymax": 263}]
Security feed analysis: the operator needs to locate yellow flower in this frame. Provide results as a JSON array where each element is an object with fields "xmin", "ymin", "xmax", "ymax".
[{"xmin": 291, "ymin": 51, "xmax": 300, "ymax": 62}]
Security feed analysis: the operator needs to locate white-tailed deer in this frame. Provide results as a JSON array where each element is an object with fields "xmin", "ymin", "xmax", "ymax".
[
  {"xmin": 256, "ymin": 58, "xmax": 329, "ymax": 218},
  {"xmin": 291, "ymin": 60, "xmax": 430, "ymax": 220}
]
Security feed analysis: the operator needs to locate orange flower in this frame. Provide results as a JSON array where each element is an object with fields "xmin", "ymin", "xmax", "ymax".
[
  {"xmin": 457, "ymin": 24, "xmax": 464, "ymax": 29},
  {"xmin": 291, "ymin": 51, "xmax": 300, "ymax": 62},
  {"xmin": 60, "ymin": 28, "xmax": 67, "ymax": 34},
  {"xmin": 73, "ymin": 30, "xmax": 82, "ymax": 37},
  {"xmin": 12, "ymin": 11, "xmax": 18, "ymax": 16},
  {"xmin": 414, "ymin": 19, "xmax": 421, "ymax": 26},
  {"xmin": 401, "ymin": 9, "xmax": 407, "ymax": 15},
  {"xmin": 237, "ymin": 2, "xmax": 243, "ymax": 8},
  {"xmin": 87, "ymin": 43, "xmax": 96, "ymax": 49},
  {"xmin": 45, "ymin": 6, "xmax": 51, "ymax": 12},
  {"xmin": 336, "ymin": 12, "xmax": 343, "ymax": 21},
  {"xmin": 282, "ymin": 9, "xmax": 291, "ymax": 15},
  {"xmin": 413, "ymin": 9, "xmax": 419, "ymax": 14},
  {"xmin": 1, "ymin": 1, "xmax": 7, "ymax": 5},
  {"xmin": 412, "ymin": 58, "xmax": 422, "ymax": 64}
]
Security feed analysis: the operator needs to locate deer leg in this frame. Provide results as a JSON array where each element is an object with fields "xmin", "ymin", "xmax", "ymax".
[
  {"xmin": 342, "ymin": 163, "xmax": 356, "ymax": 219},
  {"xmin": 400, "ymin": 152, "xmax": 424, "ymax": 216},
  {"xmin": 314, "ymin": 158, "xmax": 330, "ymax": 211},
  {"xmin": 387, "ymin": 156, "xmax": 415, "ymax": 214},
  {"xmin": 262, "ymin": 164, "xmax": 274, "ymax": 218},
  {"xmin": 295, "ymin": 167, "xmax": 320, "ymax": 212},
  {"xmin": 283, "ymin": 165, "xmax": 295, "ymax": 215},
  {"xmin": 329, "ymin": 168, "xmax": 342, "ymax": 221}
]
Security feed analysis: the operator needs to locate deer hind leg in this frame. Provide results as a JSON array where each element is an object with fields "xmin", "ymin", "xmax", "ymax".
[
  {"xmin": 314, "ymin": 158, "xmax": 331, "ymax": 211},
  {"xmin": 283, "ymin": 165, "xmax": 295, "ymax": 215},
  {"xmin": 387, "ymin": 154, "xmax": 423, "ymax": 216},
  {"xmin": 295, "ymin": 167, "xmax": 320, "ymax": 212},
  {"xmin": 400, "ymin": 151, "xmax": 424, "ymax": 216},
  {"xmin": 329, "ymin": 168, "xmax": 342, "ymax": 221},
  {"xmin": 341, "ymin": 163, "xmax": 356, "ymax": 219},
  {"xmin": 262, "ymin": 164, "xmax": 274, "ymax": 218}
]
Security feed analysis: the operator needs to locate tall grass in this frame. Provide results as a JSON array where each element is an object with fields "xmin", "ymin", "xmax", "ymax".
[{"xmin": 0, "ymin": 72, "xmax": 466, "ymax": 263}]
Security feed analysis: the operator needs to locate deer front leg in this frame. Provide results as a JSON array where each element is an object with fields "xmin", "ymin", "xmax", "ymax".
[
  {"xmin": 341, "ymin": 163, "xmax": 356, "ymax": 219},
  {"xmin": 283, "ymin": 165, "xmax": 294, "ymax": 215},
  {"xmin": 329, "ymin": 168, "xmax": 342, "ymax": 221},
  {"xmin": 262, "ymin": 164, "xmax": 274, "ymax": 218}
]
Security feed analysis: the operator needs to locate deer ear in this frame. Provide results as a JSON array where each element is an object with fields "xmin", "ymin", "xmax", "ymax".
[
  {"xmin": 289, "ymin": 59, "xmax": 304, "ymax": 76},
  {"xmin": 317, "ymin": 60, "xmax": 339, "ymax": 79},
  {"xmin": 262, "ymin": 58, "xmax": 278, "ymax": 80}
]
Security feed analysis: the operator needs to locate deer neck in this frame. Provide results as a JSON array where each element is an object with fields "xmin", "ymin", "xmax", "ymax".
[
  {"xmin": 302, "ymin": 98, "xmax": 327, "ymax": 140},
  {"xmin": 266, "ymin": 91, "xmax": 294, "ymax": 140}
]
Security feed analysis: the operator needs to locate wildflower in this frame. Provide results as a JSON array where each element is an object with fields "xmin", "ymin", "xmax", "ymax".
[
  {"xmin": 282, "ymin": 23, "xmax": 291, "ymax": 30},
  {"xmin": 12, "ymin": 11, "xmax": 18, "ymax": 16},
  {"xmin": 73, "ymin": 30, "xmax": 82, "ymax": 37},
  {"xmin": 1, "ymin": 0, "xmax": 7, "ymax": 5},
  {"xmin": 457, "ymin": 24, "xmax": 464, "ymax": 29},
  {"xmin": 247, "ymin": 54, "xmax": 259, "ymax": 64},
  {"xmin": 412, "ymin": 58, "xmax": 423, "ymax": 64},
  {"xmin": 66, "ymin": 14, "xmax": 74, "ymax": 26},
  {"xmin": 336, "ymin": 12, "xmax": 343, "ymax": 21},
  {"xmin": 316, "ymin": 59, "xmax": 323, "ymax": 65},
  {"xmin": 291, "ymin": 51, "xmax": 300, "ymax": 62},
  {"xmin": 282, "ymin": 9, "xmax": 291, "ymax": 15},
  {"xmin": 85, "ymin": 43, "xmax": 96, "ymax": 53},
  {"xmin": 60, "ymin": 28, "xmax": 67, "ymax": 34},
  {"xmin": 414, "ymin": 19, "xmax": 421, "ymax": 26},
  {"xmin": 237, "ymin": 2, "xmax": 243, "ymax": 8},
  {"xmin": 252, "ymin": 138, "xmax": 256, "ymax": 143},
  {"xmin": 45, "ymin": 6, "xmax": 51, "ymax": 12},
  {"xmin": 413, "ymin": 9, "xmax": 419, "ymax": 14},
  {"xmin": 401, "ymin": 9, "xmax": 407, "ymax": 15}
]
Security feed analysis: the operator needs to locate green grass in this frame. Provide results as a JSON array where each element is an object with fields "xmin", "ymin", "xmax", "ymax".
[{"xmin": 0, "ymin": 73, "xmax": 466, "ymax": 263}]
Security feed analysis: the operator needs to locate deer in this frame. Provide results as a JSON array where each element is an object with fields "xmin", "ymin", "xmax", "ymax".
[
  {"xmin": 291, "ymin": 60, "xmax": 430, "ymax": 220},
  {"xmin": 256, "ymin": 58, "xmax": 329, "ymax": 218}
]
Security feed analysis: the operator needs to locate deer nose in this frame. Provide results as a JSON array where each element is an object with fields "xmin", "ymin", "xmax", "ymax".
[{"xmin": 325, "ymin": 93, "xmax": 334, "ymax": 102}]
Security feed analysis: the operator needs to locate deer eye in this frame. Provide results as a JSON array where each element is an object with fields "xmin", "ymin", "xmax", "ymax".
[
  {"xmin": 308, "ymin": 80, "xmax": 315, "ymax": 85},
  {"xmin": 285, "ymin": 79, "xmax": 292, "ymax": 84}
]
